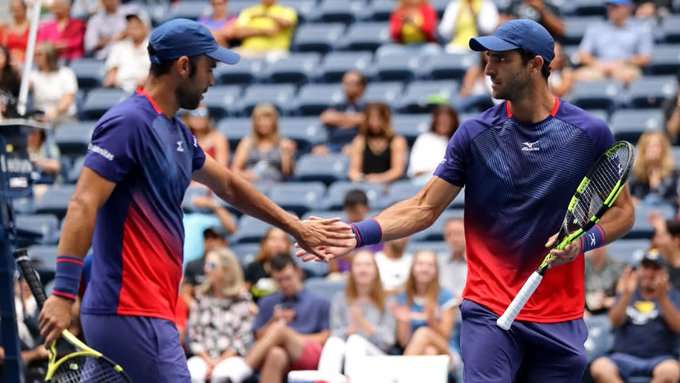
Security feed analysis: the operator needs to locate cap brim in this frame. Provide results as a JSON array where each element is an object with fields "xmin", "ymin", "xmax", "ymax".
[
  {"xmin": 469, "ymin": 36, "xmax": 520, "ymax": 53},
  {"xmin": 206, "ymin": 47, "xmax": 240, "ymax": 65}
]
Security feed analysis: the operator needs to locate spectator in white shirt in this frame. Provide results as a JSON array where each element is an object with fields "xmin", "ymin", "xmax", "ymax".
[
  {"xmin": 438, "ymin": 217, "xmax": 467, "ymax": 300},
  {"xmin": 29, "ymin": 42, "xmax": 77, "ymax": 123},
  {"xmin": 375, "ymin": 237, "xmax": 412, "ymax": 295},
  {"xmin": 103, "ymin": 9, "xmax": 150, "ymax": 93},
  {"xmin": 84, "ymin": 0, "xmax": 128, "ymax": 60},
  {"xmin": 407, "ymin": 105, "xmax": 459, "ymax": 185}
]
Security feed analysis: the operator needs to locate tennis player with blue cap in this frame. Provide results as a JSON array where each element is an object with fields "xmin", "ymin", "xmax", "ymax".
[
  {"xmin": 297, "ymin": 18, "xmax": 634, "ymax": 383},
  {"xmin": 37, "ymin": 18, "xmax": 352, "ymax": 382}
]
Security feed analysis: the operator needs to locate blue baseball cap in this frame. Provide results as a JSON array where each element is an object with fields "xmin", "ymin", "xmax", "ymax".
[
  {"xmin": 469, "ymin": 19, "xmax": 555, "ymax": 64},
  {"xmin": 148, "ymin": 18, "xmax": 239, "ymax": 65},
  {"xmin": 606, "ymin": 0, "xmax": 633, "ymax": 5}
]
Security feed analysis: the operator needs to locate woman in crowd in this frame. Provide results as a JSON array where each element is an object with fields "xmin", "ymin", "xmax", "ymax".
[
  {"xmin": 407, "ymin": 104, "xmax": 459, "ymax": 184},
  {"xmin": 348, "ymin": 102, "xmax": 407, "ymax": 184},
  {"xmin": 438, "ymin": 0, "xmax": 499, "ymax": 53},
  {"xmin": 244, "ymin": 227, "xmax": 292, "ymax": 300},
  {"xmin": 199, "ymin": 0, "xmax": 238, "ymax": 46},
  {"xmin": 629, "ymin": 131, "xmax": 680, "ymax": 208},
  {"xmin": 319, "ymin": 250, "xmax": 396, "ymax": 377},
  {"xmin": 187, "ymin": 248, "xmax": 256, "ymax": 383},
  {"xmin": 232, "ymin": 103, "xmax": 296, "ymax": 183},
  {"xmin": 0, "ymin": 0, "xmax": 30, "ymax": 65},
  {"xmin": 28, "ymin": 43, "xmax": 78, "ymax": 123},
  {"xmin": 389, "ymin": 0, "xmax": 438, "ymax": 45},
  {"xmin": 186, "ymin": 104, "xmax": 230, "ymax": 168}
]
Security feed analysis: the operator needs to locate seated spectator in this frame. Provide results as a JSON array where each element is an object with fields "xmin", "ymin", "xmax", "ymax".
[
  {"xmin": 318, "ymin": 250, "xmax": 396, "ymax": 377},
  {"xmin": 375, "ymin": 237, "xmax": 412, "ymax": 295},
  {"xmin": 343, "ymin": 189, "xmax": 370, "ymax": 224},
  {"xmin": 499, "ymin": 0, "xmax": 565, "ymax": 39},
  {"xmin": 84, "ymin": 0, "xmax": 128, "ymax": 60},
  {"xmin": 182, "ymin": 225, "xmax": 231, "ymax": 302},
  {"xmin": 220, "ymin": 254, "xmax": 330, "ymax": 383},
  {"xmin": 231, "ymin": 0, "xmax": 297, "ymax": 60},
  {"xmin": 438, "ymin": 0, "xmax": 499, "ymax": 53},
  {"xmin": 27, "ymin": 127, "xmax": 61, "ymax": 184},
  {"xmin": 457, "ymin": 52, "xmax": 496, "ymax": 112},
  {"xmin": 575, "ymin": 0, "xmax": 653, "ymax": 86},
  {"xmin": 590, "ymin": 252, "xmax": 680, "ymax": 383},
  {"xmin": 634, "ymin": 0, "xmax": 672, "ymax": 19},
  {"xmin": 0, "ymin": 46, "xmax": 20, "ymax": 118},
  {"xmin": 395, "ymin": 250, "xmax": 459, "ymax": 371},
  {"xmin": 408, "ymin": 105, "xmax": 459, "ymax": 184},
  {"xmin": 186, "ymin": 248, "xmax": 256, "ymax": 383},
  {"xmin": 549, "ymin": 42, "xmax": 574, "ymax": 98},
  {"xmin": 348, "ymin": 102, "xmax": 407, "ymax": 184},
  {"xmin": 245, "ymin": 227, "xmax": 292, "ymax": 300},
  {"xmin": 663, "ymin": 71, "xmax": 680, "ymax": 144},
  {"xmin": 182, "ymin": 192, "xmax": 237, "ymax": 263},
  {"xmin": 28, "ymin": 43, "xmax": 78, "ymax": 123},
  {"xmin": 438, "ymin": 217, "xmax": 467, "ymax": 300},
  {"xmin": 629, "ymin": 131, "xmax": 679, "ymax": 208},
  {"xmin": 186, "ymin": 104, "xmax": 230, "ymax": 167},
  {"xmin": 0, "ymin": 0, "xmax": 30, "ymax": 66},
  {"xmin": 103, "ymin": 9, "xmax": 150, "ymax": 93},
  {"xmin": 231, "ymin": 103, "xmax": 296, "ymax": 183},
  {"xmin": 37, "ymin": 0, "xmax": 86, "ymax": 62},
  {"xmin": 650, "ymin": 217, "xmax": 680, "ymax": 289},
  {"xmin": 200, "ymin": 0, "xmax": 238, "ymax": 47},
  {"xmin": 315, "ymin": 70, "xmax": 367, "ymax": 155},
  {"xmin": 389, "ymin": 0, "xmax": 438, "ymax": 45},
  {"xmin": 585, "ymin": 246, "xmax": 625, "ymax": 316}
]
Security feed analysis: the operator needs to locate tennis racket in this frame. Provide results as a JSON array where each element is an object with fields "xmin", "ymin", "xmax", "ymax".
[
  {"xmin": 496, "ymin": 140, "xmax": 635, "ymax": 331},
  {"xmin": 14, "ymin": 248, "xmax": 132, "ymax": 382}
]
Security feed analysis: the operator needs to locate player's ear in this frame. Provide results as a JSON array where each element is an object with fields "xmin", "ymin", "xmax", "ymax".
[
  {"xmin": 175, "ymin": 56, "xmax": 191, "ymax": 79},
  {"xmin": 533, "ymin": 56, "xmax": 544, "ymax": 75}
]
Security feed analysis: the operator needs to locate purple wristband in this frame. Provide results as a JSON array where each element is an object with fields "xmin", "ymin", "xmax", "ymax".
[
  {"xmin": 580, "ymin": 224, "xmax": 606, "ymax": 253},
  {"xmin": 52, "ymin": 255, "xmax": 83, "ymax": 301},
  {"xmin": 351, "ymin": 219, "xmax": 383, "ymax": 248}
]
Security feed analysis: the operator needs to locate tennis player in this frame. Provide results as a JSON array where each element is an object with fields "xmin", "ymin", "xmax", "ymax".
[
  {"xmin": 300, "ymin": 19, "xmax": 635, "ymax": 382},
  {"xmin": 38, "ymin": 19, "xmax": 352, "ymax": 382}
]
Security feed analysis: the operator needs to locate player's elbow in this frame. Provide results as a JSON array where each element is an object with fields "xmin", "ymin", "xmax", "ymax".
[{"xmin": 65, "ymin": 193, "xmax": 98, "ymax": 222}]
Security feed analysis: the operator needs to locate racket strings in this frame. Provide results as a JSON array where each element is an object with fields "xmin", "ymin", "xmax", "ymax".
[{"xmin": 50, "ymin": 356, "xmax": 128, "ymax": 383}]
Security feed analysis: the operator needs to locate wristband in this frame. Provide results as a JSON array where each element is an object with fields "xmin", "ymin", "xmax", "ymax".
[
  {"xmin": 351, "ymin": 219, "xmax": 383, "ymax": 248},
  {"xmin": 580, "ymin": 224, "xmax": 606, "ymax": 253},
  {"xmin": 52, "ymin": 255, "xmax": 84, "ymax": 301}
]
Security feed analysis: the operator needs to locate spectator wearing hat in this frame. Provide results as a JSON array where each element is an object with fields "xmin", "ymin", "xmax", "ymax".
[
  {"xmin": 498, "ymin": 0, "xmax": 565, "ymax": 39},
  {"xmin": 103, "ymin": 9, "xmax": 150, "ymax": 93},
  {"xmin": 590, "ymin": 251, "xmax": 680, "ymax": 383},
  {"xmin": 650, "ymin": 216, "xmax": 680, "ymax": 289}
]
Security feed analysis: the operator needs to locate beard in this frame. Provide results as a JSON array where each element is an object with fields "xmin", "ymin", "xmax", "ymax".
[
  {"xmin": 492, "ymin": 71, "xmax": 530, "ymax": 101},
  {"xmin": 176, "ymin": 82, "xmax": 203, "ymax": 110}
]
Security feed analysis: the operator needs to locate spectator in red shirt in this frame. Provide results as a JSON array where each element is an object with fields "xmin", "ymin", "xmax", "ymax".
[
  {"xmin": 389, "ymin": 0, "xmax": 438, "ymax": 44},
  {"xmin": 37, "ymin": 0, "xmax": 86, "ymax": 61},
  {"xmin": 0, "ymin": 0, "xmax": 30, "ymax": 66}
]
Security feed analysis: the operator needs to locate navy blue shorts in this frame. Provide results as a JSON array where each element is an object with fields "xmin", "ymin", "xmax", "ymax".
[
  {"xmin": 81, "ymin": 313, "xmax": 190, "ymax": 383},
  {"xmin": 609, "ymin": 352, "xmax": 676, "ymax": 380},
  {"xmin": 460, "ymin": 300, "xmax": 588, "ymax": 383}
]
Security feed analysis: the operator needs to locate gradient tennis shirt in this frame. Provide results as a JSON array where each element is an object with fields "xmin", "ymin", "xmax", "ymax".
[
  {"xmin": 435, "ymin": 99, "xmax": 613, "ymax": 322},
  {"xmin": 81, "ymin": 90, "xmax": 206, "ymax": 321}
]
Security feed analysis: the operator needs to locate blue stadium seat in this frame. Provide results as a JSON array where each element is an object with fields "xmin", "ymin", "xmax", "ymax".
[
  {"xmin": 304, "ymin": 277, "xmax": 346, "ymax": 300},
  {"xmin": 279, "ymin": 117, "xmax": 328, "ymax": 152},
  {"xmin": 375, "ymin": 43, "xmax": 442, "ymax": 58},
  {"xmin": 584, "ymin": 314, "xmax": 613, "ymax": 361},
  {"xmin": 317, "ymin": 51, "xmax": 374, "ymax": 82},
  {"xmin": 203, "ymin": 85, "xmax": 242, "ymax": 120},
  {"xmin": 339, "ymin": 22, "xmax": 390, "ymax": 51},
  {"xmin": 34, "ymin": 185, "xmax": 76, "ymax": 219},
  {"xmin": 181, "ymin": 184, "xmax": 212, "ymax": 213},
  {"xmin": 296, "ymin": 256, "xmax": 330, "ymax": 278},
  {"xmin": 385, "ymin": 180, "xmax": 421, "ymax": 207},
  {"xmin": 231, "ymin": 84, "xmax": 297, "ymax": 116},
  {"xmin": 412, "ymin": 209, "xmax": 464, "ymax": 242},
  {"xmin": 610, "ymin": 109, "xmax": 665, "ymax": 142},
  {"xmin": 325, "ymin": 181, "xmax": 387, "ymax": 210},
  {"xmin": 294, "ymin": 84, "xmax": 343, "ymax": 115},
  {"xmin": 302, "ymin": 210, "xmax": 345, "ymax": 221},
  {"xmin": 363, "ymin": 81, "xmax": 404, "ymax": 107},
  {"xmin": 67, "ymin": 156, "xmax": 85, "ymax": 183},
  {"xmin": 367, "ymin": 0, "xmax": 394, "ymax": 21},
  {"xmin": 397, "ymin": 80, "xmax": 458, "ymax": 114},
  {"xmin": 234, "ymin": 216, "xmax": 272, "ymax": 243},
  {"xmin": 374, "ymin": 53, "xmax": 421, "ymax": 81},
  {"xmin": 606, "ymin": 239, "xmax": 649, "ymax": 265},
  {"xmin": 563, "ymin": 17, "xmax": 604, "ymax": 45},
  {"xmin": 312, "ymin": 0, "xmax": 362, "ymax": 23},
  {"xmin": 165, "ymin": 1, "xmax": 208, "ymax": 21},
  {"xmin": 27, "ymin": 245, "xmax": 58, "ymax": 272},
  {"xmin": 430, "ymin": 0, "xmax": 450, "ymax": 16},
  {"xmin": 392, "ymin": 114, "xmax": 431, "ymax": 145},
  {"xmin": 561, "ymin": 0, "xmax": 606, "ymax": 16},
  {"xmin": 629, "ymin": 202, "xmax": 675, "ymax": 239},
  {"xmin": 266, "ymin": 53, "xmax": 322, "ymax": 84},
  {"xmin": 662, "ymin": 15, "xmax": 680, "ymax": 42},
  {"xmin": 279, "ymin": 0, "xmax": 317, "ymax": 22},
  {"xmin": 647, "ymin": 44, "xmax": 680, "ymax": 75},
  {"xmin": 293, "ymin": 23, "xmax": 346, "ymax": 53},
  {"xmin": 568, "ymin": 80, "xmax": 622, "ymax": 111},
  {"xmin": 450, "ymin": 189, "xmax": 465, "ymax": 209},
  {"xmin": 421, "ymin": 52, "xmax": 477, "ymax": 80},
  {"xmin": 55, "ymin": 122, "xmax": 94, "ymax": 158},
  {"xmin": 230, "ymin": 243, "xmax": 261, "ymax": 266},
  {"xmin": 81, "ymin": 88, "xmax": 128, "ymax": 120},
  {"xmin": 406, "ymin": 241, "xmax": 449, "ymax": 256},
  {"xmin": 69, "ymin": 59, "xmax": 104, "ymax": 90},
  {"xmin": 268, "ymin": 182, "xmax": 326, "ymax": 216},
  {"xmin": 295, "ymin": 153, "xmax": 349, "ymax": 184},
  {"xmin": 627, "ymin": 76, "xmax": 678, "ymax": 108},
  {"xmin": 15, "ymin": 214, "xmax": 60, "ymax": 244},
  {"xmin": 217, "ymin": 118, "xmax": 251, "ymax": 152},
  {"xmin": 215, "ymin": 60, "xmax": 265, "ymax": 85}
]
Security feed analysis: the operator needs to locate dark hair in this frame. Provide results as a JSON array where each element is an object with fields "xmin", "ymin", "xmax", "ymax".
[
  {"xmin": 666, "ymin": 219, "xmax": 680, "ymax": 237},
  {"xmin": 345, "ymin": 69, "xmax": 367, "ymax": 88},
  {"xmin": 148, "ymin": 45, "xmax": 200, "ymax": 77},
  {"xmin": 429, "ymin": 105, "xmax": 459, "ymax": 138},
  {"xmin": 519, "ymin": 49, "xmax": 551, "ymax": 80},
  {"xmin": 343, "ymin": 189, "xmax": 369, "ymax": 209},
  {"xmin": 269, "ymin": 253, "xmax": 298, "ymax": 272}
]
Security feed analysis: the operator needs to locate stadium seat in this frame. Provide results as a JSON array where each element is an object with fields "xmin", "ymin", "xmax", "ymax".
[
  {"xmin": 647, "ymin": 44, "xmax": 680, "ymax": 75},
  {"xmin": 279, "ymin": 117, "xmax": 328, "ymax": 151},
  {"xmin": 234, "ymin": 215, "xmax": 272, "ymax": 243},
  {"xmin": 568, "ymin": 80, "xmax": 622, "ymax": 111},
  {"xmin": 203, "ymin": 85, "xmax": 242, "ymax": 120},
  {"xmin": 230, "ymin": 243, "xmax": 262, "ymax": 266},
  {"xmin": 164, "ymin": 1, "xmax": 208, "ymax": 21},
  {"xmin": 450, "ymin": 189, "xmax": 464, "ymax": 209},
  {"xmin": 293, "ymin": 23, "xmax": 346, "ymax": 53},
  {"xmin": 606, "ymin": 239, "xmax": 649, "ymax": 265},
  {"xmin": 267, "ymin": 53, "xmax": 322, "ymax": 84},
  {"xmin": 304, "ymin": 277, "xmax": 346, "ymax": 300},
  {"xmin": 363, "ymin": 81, "xmax": 404, "ymax": 107},
  {"xmin": 412, "ymin": 209, "xmax": 464, "ymax": 241},
  {"xmin": 317, "ymin": 51, "xmax": 374, "ymax": 82},
  {"xmin": 215, "ymin": 59, "xmax": 265, "ymax": 85},
  {"xmin": 325, "ymin": 181, "xmax": 387, "ymax": 210},
  {"xmin": 181, "ymin": 184, "xmax": 212, "ymax": 213},
  {"xmin": 295, "ymin": 153, "xmax": 349, "ymax": 184},
  {"xmin": 385, "ymin": 180, "xmax": 422, "ymax": 207},
  {"xmin": 397, "ymin": 80, "xmax": 458, "ymax": 114},
  {"xmin": 629, "ymin": 202, "xmax": 675, "ymax": 239},
  {"xmin": 406, "ymin": 241, "xmax": 449, "ymax": 256},
  {"xmin": 367, "ymin": 0, "xmax": 394, "ymax": 21},
  {"xmin": 231, "ymin": 84, "xmax": 297, "ymax": 116},
  {"xmin": 420, "ymin": 52, "xmax": 477, "ymax": 80},
  {"xmin": 338, "ymin": 22, "xmax": 390, "ymax": 51},
  {"xmin": 312, "ymin": 0, "xmax": 362, "ymax": 24},
  {"xmin": 67, "ymin": 156, "xmax": 85, "ymax": 183},
  {"xmin": 561, "ymin": 0, "xmax": 607, "ymax": 16},
  {"xmin": 610, "ymin": 109, "xmax": 665, "ymax": 142},
  {"xmin": 69, "ymin": 59, "xmax": 104, "ymax": 90},
  {"xmin": 81, "ymin": 88, "xmax": 129, "ymax": 120},
  {"xmin": 584, "ymin": 314, "xmax": 613, "ymax": 361},
  {"xmin": 34, "ymin": 185, "xmax": 76, "ymax": 219},
  {"xmin": 54, "ymin": 122, "xmax": 94, "ymax": 159},
  {"xmin": 374, "ymin": 53, "xmax": 421, "ymax": 81},
  {"xmin": 662, "ymin": 15, "xmax": 680, "ymax": 42},
  {"xmin": 294, "ymin": 84, "xmax": 344, "ymax": 115},
  {"xmin": 15, "ymin": 214, "xmax": 60, "ymax": 244},
  {"xmin": 302, "ymin": 210, "xmax": 345, "ymax": 220},
  {"xmin": 27, "ymin": 244, "xmax": 58, "ymax": 273},
  {"xmin": 392, "ymin": 113, "xmax": 431, "ymax": 145},
  {"xmin": 563, "ymin": 17, "xmax": 604, "ymax": 45},
  {"xmin": 216, "ymin": 118, "xmax": 251, "ymax": 152},
  {"xmin": 627, "ymin": 76, "xmax": 678, "ymax": 108},
  {"xmin": 375, "ymin": 44, "xmax": 442, "ymax": 58},
  {"xmin": 268, "ymin": 182, "xmax": 326, "ymax": 216}
]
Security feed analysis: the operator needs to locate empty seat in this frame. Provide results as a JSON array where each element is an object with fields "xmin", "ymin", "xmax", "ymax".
[
  {"xmin": 302, "ymin": 210, "xmax": 345, "ymax": 220},
  {"xmin": 367, "ymin": 0, "xmax": 394, "ymax": 21},
  {"xmin": 55, "ymin": 122, "xmax": 94, "ymax": 158},
  {"xmin": 165, "ymin": 1, "xmax": 208, "ymax": 21},
  {"xmin": 318, "ymin": 51, "xmax": 373, "ymax": 82},
  {"xmin": 563, "ymin": 17, "xmax": 604, "ymax": 45},
  {"xmin": 606, "ymin": 239, "xmax": 650, "ymax": 265},
  {"xmin": 610, "ymin": 109, "xmax": 665, "ymax": 142},
  {"xmin": 647, "ymin": 44, "xmax": 680, "ymax": 75},
  {"xmin": 181, "ymin": 184, "xmax": 212, "ymax": 213},
  {"xmin": 304, "ymin": 277, "xmax": 346, "ymax": 299},
  {"xmin": 267, "ymin": 53, "xmax": 322, "ymax": 84},
  {"xmin": 230, "ymin": 242, "xmax": 261, "ymax": 266},
  {"xmin": 34, "ymin": 185, "xmax": 76, "ymax": 219},
  {"xmin": 584, "ymin": 314, "xmax": 613, "ymax": 361},
  {"xmin": 325, "ymin": 181, "xmax": 387, "ymax": 210},
  {"xmin": 234, "ymin": 216, "xmax": 271, "ymax": 243},
  {"xmin": 384, "ymin": 180, "xmax": 421, "ymax": 207},
  {"xmin": 215, "ymin": 59, "xmax": 265, "ymax": 85},
  {"xmin": 293, "ymin": 23, "xmax": 346, "ymax": 53},
  {"xmin": 421, "ymin": 52, "xmax": 477, "ymax": 80},
  {"xmin": 568, "ymin": 80, "xmax": 622, "ymax": 111},
  {"xmin": 629, "ymin": 202, "xmax": 675, "ymax": 239},
  {"xmin": 412, "ymin": 209, "xmax": 463, "ymax": 241},
  {"xmin": 269, "ymin": 182, "xmax": 326, "ymax": 216},
  {"xmin": 662, "ymin": 15, "xmax": 680, "ymax": 42},
  {"xmin": 294, "ymin": 84, "xmax": 344, "ymax": 115},
  {"xmin": 15, "ymin": 214, "xmax": 60, "ymax": 244},
  {"xmin": 67, "ymin": 156, "xmax": 85, "ymax": 183},
  {"xmin": 27, "ymin": 245, "xmax": 58, "ymax": 272},
  {"xmin": 374, "ymin": 53, "xmax": 421, "ymax": 81},
  {"xmin": 392, "ymin": 114, "xmax": 431, "ymax": 145},
  {"xmin": 295, "ymin": 153, "xmax": 349, "ymax": 184},
  {"xmin": 406, "ymin": 241, "xmax": 449, "ymax": 255},
  {"xmin": 280, "ymin": 117, "xmax": 327, "ymax": 152},
  {"xmin": 203, "ymin": 85, "xmax": 242, "ymax": 119},
  {"xmin": 628, "ymin": 76, "xmax": 678, "ymax": 108},
  {"xmin": 81, "ymin": 88, "xmax": 129, "ymax": 120},
  {"xmin": 363, "ymin": 81, "xmax": 404, "ymax": 106},
  {"xmin": 562, "ymin": 0, "xmax": 606, "ymax": 16},
  {"xmin": 69, "ymin": 59, "xmax": 104, "ymax": 89},
  {"xmin": 313, "ymin": 0, "xmax": 362, "ymax": 23},
  {"xmin": 231, "ymin": 84, "xmax": 297, "ymax": 116},
  {"xmin": 397, "ymin": 81, "xmax": 457, "ymax": 114},
  {"xmin": 339, "ymin": 22, "xmax": 390, "ymax": 51},
  {"xmin": 217, "ymin": 118, "xmax": 252, "ymax": 151}
]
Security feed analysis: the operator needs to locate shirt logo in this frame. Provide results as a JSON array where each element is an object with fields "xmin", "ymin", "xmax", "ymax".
[
  {"xmin": 192, "ymin": 136, "xmax": 198, "ymax": 148},
  {"xmin": 176, "ymin": 141, "xmax": 184, "ymax": 152},
  {"xmin": 521, "ymin": 141, "xmax": 540, "ymax": 152},
  {"xmin": 88, "ymin": 144, "xmax": 114, "ymax": 161}
]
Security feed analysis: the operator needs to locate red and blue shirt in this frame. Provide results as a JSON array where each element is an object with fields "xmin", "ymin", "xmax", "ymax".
[
  {"xmin": 434, "ymin": 99, "xmax": 613, "ymax": 323},
  {"xmin": 81, "ymin": 91, "xmax": 206, "ymax": 321}
]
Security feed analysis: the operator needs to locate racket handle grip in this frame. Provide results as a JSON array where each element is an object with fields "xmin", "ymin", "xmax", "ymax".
[
  {"xmin": 496, "ymin": 272, "xmax": 544, "ymax": 331},
  {"xmin": 14, "ymin": 248, "xmax": 48, "ymax": 309}
]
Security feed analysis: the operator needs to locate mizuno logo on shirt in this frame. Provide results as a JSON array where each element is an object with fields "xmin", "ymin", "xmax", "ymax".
[
  {"xmin": 177, "ymin": 141, "xmax": 184, "ymax": 152},
  {"xmin": 88, "ymin": 144, "xmax": 114, "ymax": 160},
  {"xmin": 521, "ymin": 141, "xmax": 540, "ymax": 152}
]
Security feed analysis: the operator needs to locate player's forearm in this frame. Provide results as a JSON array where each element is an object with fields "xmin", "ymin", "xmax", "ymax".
[
  {"xmin": 658, "ymin": 295, "xmax": 680, "ymax": 333},
  {"xmin": 376, "ymin": 195, "xmax": 443, "ymax": 242},
  {"xmin": 58, "ymin": 194, "xmax": 98, "ymax": 258},
  {"xmin": 598, "ymin": 187, "xmax": 634, "ymax": 244}
]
